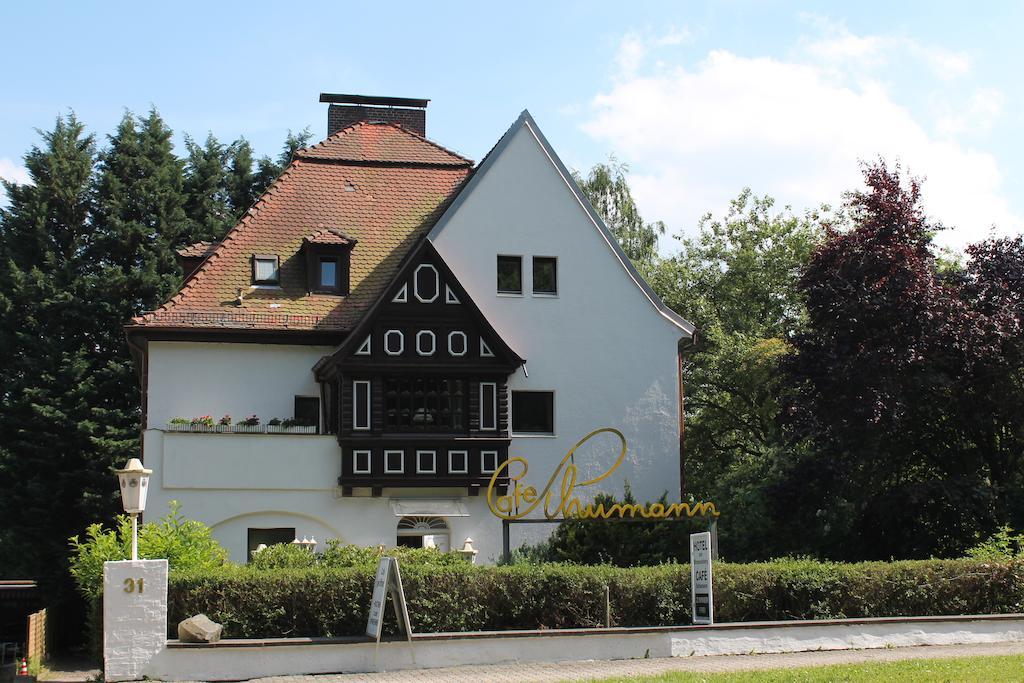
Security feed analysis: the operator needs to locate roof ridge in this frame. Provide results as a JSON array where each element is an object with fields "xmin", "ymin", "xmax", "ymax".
[
  {"xmin": 295, "ymin": 120, "xmax": 369, "ymax": 156},
  {"xmin": 294, "ymin": 121, "xmax": 472, "ymax": 166},
  {"xmin": 383, "ymin": 122, "xmax": 473, "ymax": 165}
]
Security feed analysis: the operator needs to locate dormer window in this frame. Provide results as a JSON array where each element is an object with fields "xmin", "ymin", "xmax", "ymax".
[
  {"xmin": 252, "ymin": 255, "xmax": 280, "ymax": 285},
  {"xmin": 303, "ymin": 228, "xmax": 356, "ymax": 295}
]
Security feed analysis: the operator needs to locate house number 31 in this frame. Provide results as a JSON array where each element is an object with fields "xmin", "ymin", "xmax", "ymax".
[{"xmin": 123, "ymin": 578, "xmax": 145, "ymax": 594}]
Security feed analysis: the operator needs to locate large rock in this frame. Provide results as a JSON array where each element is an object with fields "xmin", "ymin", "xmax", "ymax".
[{"xmin": 178, "ymin": 613, "xmax": 223, "ymax": 643}]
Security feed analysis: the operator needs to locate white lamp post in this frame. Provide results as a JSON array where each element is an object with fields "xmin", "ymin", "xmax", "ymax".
[{"xmin": 115, "ymin": 458, "xmax": 152, "ymax": 561}]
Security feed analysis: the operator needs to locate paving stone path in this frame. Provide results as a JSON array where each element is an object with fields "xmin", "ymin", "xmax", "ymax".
[
  {"xmin": 242, "ymin": 641, "xmax": 1024, "ymax": 683},
  {"xmin": 37, "ymin": 641, "xmax": 1024, "ymax": 682}
]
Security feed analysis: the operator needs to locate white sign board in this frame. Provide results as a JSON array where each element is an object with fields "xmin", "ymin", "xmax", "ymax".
[
  {"xmin": 365, "ymin": 557, "xmax": 412, "ymax": 641},
  {"xmin": 690, "ymin": 531, "xmax": 714, "ymax": 625}
]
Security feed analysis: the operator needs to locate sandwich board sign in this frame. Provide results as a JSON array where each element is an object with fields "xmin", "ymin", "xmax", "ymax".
[
  {"xmin": 366, "ymin": 556, "xmax": 412, "ymax": 641},
  {"xmin": 690, "ymin": 531, "xmax": 714, "ymax": 625}
]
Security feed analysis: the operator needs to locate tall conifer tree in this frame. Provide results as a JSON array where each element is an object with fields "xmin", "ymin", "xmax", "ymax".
[
  {"xmin": 0, "ymin": 116, "xmax": 104, "ymax": 614},
  {"xmin": 182, "ymin": 133, "xmax": 232, "ymax": 244}
]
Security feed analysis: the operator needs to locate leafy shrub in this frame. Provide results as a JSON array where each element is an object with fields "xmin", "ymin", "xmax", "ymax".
[
  {"xmin": 248, "ymin": 539, "xmax": 463, "ymax": 571},
  {"xmin": 69, "ymin": 501, "xmax": 228, "ymax": 599},
  {"xmin": 966, "ymin": 526, "xmax": 1024, "ymax": 560},
  {"xmin": 69, "ymin": 502, "xmax": 228, "ymax": 656},
  {"xmin": 168, "ymin": 558, "xmax": 1024, "ymax": 639}
]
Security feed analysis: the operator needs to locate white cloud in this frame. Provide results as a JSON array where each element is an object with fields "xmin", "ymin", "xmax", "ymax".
[
  {"xmin": 936, "ymin": 88, "xmax": 1005, "ymax": 137},
  {"xmin": 582, "ymin": 28, "xmax": 1017, "ymax": 251},
  {"xmin": 799, "ymin": 14, "xmax": 971, "ymax": 80},
  {"xmin": 615, "ymin": 28, "xmax": 691, "ymax": 79},
  {"xmin": 0, "ymin": 158, "xmax": 31, "ymax": 206},
  {"xmin": 0, "ymin": 158, "xmax": 30, "ymax": 186}
]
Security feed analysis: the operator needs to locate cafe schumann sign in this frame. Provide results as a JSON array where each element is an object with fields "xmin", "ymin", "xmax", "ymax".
[{"xmin": 487, "ymin": 428, "xmax": 720, "ymax": 522}]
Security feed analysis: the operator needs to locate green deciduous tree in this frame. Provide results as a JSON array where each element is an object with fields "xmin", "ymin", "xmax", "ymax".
[
  {"xmin": 574, "ymin": 157, "xmax": 665, "ymax": 272},
  {"xmin": 648, "ymin": 190, "xmax": 825, "ymax": 559}
]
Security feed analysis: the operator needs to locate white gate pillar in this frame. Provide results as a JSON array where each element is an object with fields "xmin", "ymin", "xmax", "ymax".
[{"xmin": 103, "ymin": 559, "xmax": 168, "ymax": 682}]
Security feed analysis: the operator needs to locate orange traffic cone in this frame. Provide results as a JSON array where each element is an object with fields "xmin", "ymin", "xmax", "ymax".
[{"xmin": 18, "ymin": 657, "xmax": 27, "ymax": 675}]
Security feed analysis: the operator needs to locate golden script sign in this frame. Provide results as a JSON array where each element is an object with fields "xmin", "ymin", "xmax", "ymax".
[{"xmin": 486, "ymin": 428, "xmax": 720, "ymax": 521}]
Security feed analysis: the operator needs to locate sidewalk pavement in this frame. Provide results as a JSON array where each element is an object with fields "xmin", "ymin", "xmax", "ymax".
[
  {"xmin": 37, "ymin": 641, "xmax": 1024, "ymax": 682},
  {"xmin": 244, "ymin": 641, "xmax": 1024, "ymax": 683}
]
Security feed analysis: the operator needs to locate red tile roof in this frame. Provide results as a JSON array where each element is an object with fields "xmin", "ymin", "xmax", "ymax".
[{"xmin": 130, "ymin": 123, "xmax": 472, "ymax": 333}]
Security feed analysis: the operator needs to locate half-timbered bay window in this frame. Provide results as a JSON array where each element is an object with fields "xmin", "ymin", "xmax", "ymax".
[{"xmin": 313, "ymin": 242, "xmax": 526, "ymax": 496}]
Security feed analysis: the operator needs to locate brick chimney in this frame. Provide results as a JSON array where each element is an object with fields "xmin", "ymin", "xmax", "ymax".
[{"xmin": 320, "ymin": 93, "xmax": 429, "ymax": 137}]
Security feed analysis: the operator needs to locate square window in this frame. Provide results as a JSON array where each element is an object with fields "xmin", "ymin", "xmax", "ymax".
[
  {"xmin": 480, "ymin": 450, "xmax": 499, "ymax": 473},
  {"xmin": 385, "ymin": 449, "xmax": 404, "ymax": 473},
  {"xmin": 416, "ymin": 450, "xmax": 437, "ymax": 474},
  {"xmin": 319, "ymin": 258, "xmax": 338, "ymax": 288},
  {"xmin": 497, "ymin": 255, "xmax": 522, "ymax": 294},
  {"xmin": 352, "ymin": 449, "xmax": 371, "ymax": 474},
  {"xmin": 533, "ymin": 257, "xmax": 557, "ymax": 295},
  {"xmin": 512, "ymin": 391, "xmax": 554, "ymax": 434},
  {"xmin": 448, "ymin": 450, "xmax": 468, "ymax": 474},
  {"xmin": 253, "ymin": 255, "xmax": 279, "ymax": 284}
]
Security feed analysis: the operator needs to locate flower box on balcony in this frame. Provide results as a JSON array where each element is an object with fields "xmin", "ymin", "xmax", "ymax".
[
  {"xmin": 266, "ymin": 425, "xmax": 317, "ymax": 434},
  {"xmin": 166, "ymin": 423, "xmax": 217, "ymax": 433},
  {"xmin": 232, "ymin": 424, "xmax": 263, "ymax": 434}
]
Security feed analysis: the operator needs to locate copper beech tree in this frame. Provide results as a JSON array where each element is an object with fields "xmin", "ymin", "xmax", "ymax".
[{"xmin": 780, "ymin": 161, "xmax": 1024, "ymax": 560}]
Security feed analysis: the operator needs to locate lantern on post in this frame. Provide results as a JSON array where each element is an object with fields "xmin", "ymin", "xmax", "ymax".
[{"xmin": 115, "ymin": 458, "xmax": 152, "ymax": 561}]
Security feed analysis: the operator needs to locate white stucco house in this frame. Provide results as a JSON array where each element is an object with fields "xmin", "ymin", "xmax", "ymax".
[{"xmin": 126, "ymin": 94, "xmax": 695, "ymax": 564}]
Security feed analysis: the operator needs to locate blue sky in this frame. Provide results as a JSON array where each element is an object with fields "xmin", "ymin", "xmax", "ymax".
[{"xmin": 2, "ymin": 1, "xmax": 1021, "ymax": 252}]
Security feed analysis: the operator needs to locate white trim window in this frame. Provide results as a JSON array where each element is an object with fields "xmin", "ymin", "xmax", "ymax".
[
  {"xmin": 384, "ymin": 329, "xmax": 405, "ymax": 356},
  {"xmin": 480, "ymin": 450, "xmax": 499, "ymax": 473},
  {"xmin": 416, "ymin": 450, "xmax": 437, "ymax": 474},
  {"xmin": 448, "ymin": 331, "xmax": 467, "ymax": 357},
  {"xmin": 445, "ymin": 285, "xmax": 459, "ymax": 304},
  {"xmin": 352, "ymin": 449, "xmax": 371, "ymax": 474},
  {"xmin": 414, "ymin": 264, "xmax": 440, "ymax": 303},
  {"xmin": 353, "ymin": 380, "xmax": 371, "ymax": 431},
  {"xmin": 416, "ymin": 330, "xmax": 436, "ymax": 356},
  {"xmin": 385, "ymin": 449, "xmax": 405, "ymax": 474},
  {"xmin": 480, "ymin": 338, "xmax": 494, "ymax": 358},
  {"xmin": 448, "ymin": 450, "xmax": 468, "ymax": 474},
  {"xmin": 479, "ymin": 382, "xmax": 497, "ymax": 431}
]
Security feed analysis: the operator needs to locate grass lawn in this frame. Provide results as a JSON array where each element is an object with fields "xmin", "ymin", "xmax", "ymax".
[{"xmin": 591, "ymin": 654, "xmax": 1024, "ymax": 682}]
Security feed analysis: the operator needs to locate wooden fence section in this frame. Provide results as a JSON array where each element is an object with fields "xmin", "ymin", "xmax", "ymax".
[{"xmin": 26, "ymin": 609, "xmax": 46, "ymax": 663}]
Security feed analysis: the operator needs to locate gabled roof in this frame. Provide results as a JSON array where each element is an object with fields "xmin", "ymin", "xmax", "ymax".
[
  {"xmin": 427, "ymin": 111, "xmax": 696, "ymax": 338},
  {"xmin": 315, "ymin": 239, "xmax": 524, "ymax": 377},
  {"xmin": 129, "ymin": 123, "xmax": 473, "ymax": 333}
]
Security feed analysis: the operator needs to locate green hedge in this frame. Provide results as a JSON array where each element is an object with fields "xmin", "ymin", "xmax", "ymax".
[{"xmin": 167, "ymin": 558, "xmax": 1024, "ymax": 639}]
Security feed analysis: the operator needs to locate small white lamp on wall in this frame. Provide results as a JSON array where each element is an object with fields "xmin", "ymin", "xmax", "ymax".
[{"xmin": 115, "ymin": 458, "xmax": 152, "ymax": 561}]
